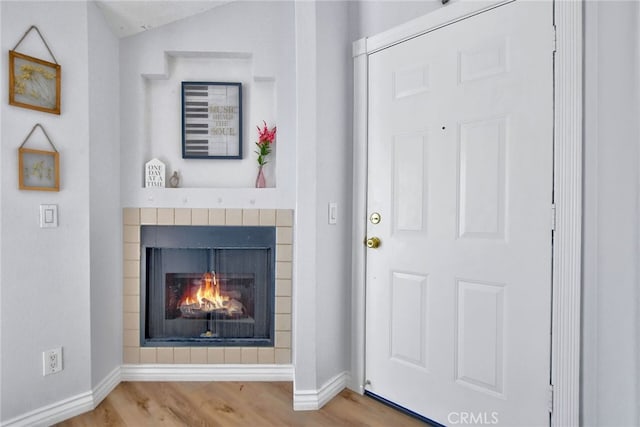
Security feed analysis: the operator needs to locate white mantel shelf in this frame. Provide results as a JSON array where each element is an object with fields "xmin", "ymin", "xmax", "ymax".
[{"xmin": 126, "ymin": 187, "xmax": 289, "ymax": 210}]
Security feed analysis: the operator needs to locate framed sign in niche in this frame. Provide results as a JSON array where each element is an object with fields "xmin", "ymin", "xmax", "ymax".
[{"xmin": 181, "ymin": 82, "xmax": 242, "ymax": 159}]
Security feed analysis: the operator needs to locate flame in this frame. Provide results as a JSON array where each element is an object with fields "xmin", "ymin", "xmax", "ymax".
[{"xmin": 179, "ymin": 272, "xmax": 229, "ymax": 311}]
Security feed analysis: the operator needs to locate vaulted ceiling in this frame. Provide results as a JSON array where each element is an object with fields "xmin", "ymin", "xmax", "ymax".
[{"xmin": 95, "ymin": 1, "xmax": 233, "ymax": 38}]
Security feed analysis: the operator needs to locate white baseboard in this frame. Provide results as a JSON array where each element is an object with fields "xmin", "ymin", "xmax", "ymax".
[
  {"xmin": 121, "ymin": 364, "xmax": 294, "ymax": 382},
  {"xmin": 294, "ymin": 371, "xmax": 350, "ymax": 411},
  {"xmin": 1, "ymin": 366, "xmax": 122, "ymax": 427},
  {"xmin": 1, "ymin": 391, "xmax": 93, "ymax": 427}
]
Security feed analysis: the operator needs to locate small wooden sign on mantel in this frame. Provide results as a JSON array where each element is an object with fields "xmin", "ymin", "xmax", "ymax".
[{"xmin": 145, "ymin": 158, "xmax": 165, "ymax": 188}]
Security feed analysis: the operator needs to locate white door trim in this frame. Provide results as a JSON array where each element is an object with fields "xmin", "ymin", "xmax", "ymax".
[
  {"xmin": 549, "ymin": 1, "xmax": 582, "ymax": 425},
  {"xmin": 350, "ymin": 1, "xmax": 582, "ymax": 425}
]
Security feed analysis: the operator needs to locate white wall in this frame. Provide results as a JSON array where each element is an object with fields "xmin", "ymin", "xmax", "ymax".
[
  {"xmin": 119, "ymin": 1, "xmax": 296, "ymax": 209},
  {"xmin": 314, "ymin": 0, "xmax": 353, "ymax": 387},
  {"xmin": 292, "ymin": 0, "xmax": 356, "ymax": 395},
  {"xmin": 0, "ymin": 1, "xmax": 92, "ymax": 421},
  {"xmin": 582, "ymin": 1, "xmax": 640, "ymax": 425},
  {"xmin": 293, "ymin": 0, "xmax": 319, "ymax": 393},
  {"xmin": 87, "ymin": 1, "xmax": 121, "ymax": 388}
]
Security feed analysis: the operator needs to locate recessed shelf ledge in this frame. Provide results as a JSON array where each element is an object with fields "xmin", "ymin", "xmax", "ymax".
[{"xmin": 141, "ymin": 50, "xmax": 253, "ymax": 80}]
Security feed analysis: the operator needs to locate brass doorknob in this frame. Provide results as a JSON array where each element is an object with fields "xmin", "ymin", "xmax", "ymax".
[{"xmin": 366, "ymin": 237, "xmax": 381, "ymax": 249}]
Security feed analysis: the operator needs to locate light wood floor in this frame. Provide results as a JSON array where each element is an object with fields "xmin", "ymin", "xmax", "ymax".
[{"xmin": 56, "ymin": 382, "xmax": 425, "ymax": 426}]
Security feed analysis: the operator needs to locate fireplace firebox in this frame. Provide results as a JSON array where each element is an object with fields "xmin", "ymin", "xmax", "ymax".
[{"xmin": 141, "ymin": 225, "xmax": 275, "ymax": 347}]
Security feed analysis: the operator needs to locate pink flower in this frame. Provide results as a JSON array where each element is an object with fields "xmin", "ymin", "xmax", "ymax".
[
  {"xmin": 257, "ymin": 121, "xmax": 276, "ymax": 144},
  {"xmin": 255, "ymin": 121, "xmax": 276, "ymax": 166}
]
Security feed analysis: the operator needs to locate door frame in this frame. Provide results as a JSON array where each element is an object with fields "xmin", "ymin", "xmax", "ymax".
[{"xmin": 350, "ymin": 1, "xmax": 582, "ymax": 425}]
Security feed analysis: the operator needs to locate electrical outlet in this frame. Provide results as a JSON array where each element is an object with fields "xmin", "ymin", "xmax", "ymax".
[{"xmin": 43, "ymin": 348, "xmax": 63, "ymax": 376}]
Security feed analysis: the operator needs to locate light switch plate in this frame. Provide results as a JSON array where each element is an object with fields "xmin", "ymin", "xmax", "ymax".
[
  {"xmin": 40, "ymin": 204, "xmax": 58, "ymax": 228},
  {"xmin": 328, "ymin": 202, "xmax": 338, "ymax": 225}
]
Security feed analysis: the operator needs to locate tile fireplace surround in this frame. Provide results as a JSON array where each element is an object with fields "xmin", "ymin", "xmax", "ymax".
[{"xmin": 122, "ymin": 208, "xmax": 293, "ymax": 365}]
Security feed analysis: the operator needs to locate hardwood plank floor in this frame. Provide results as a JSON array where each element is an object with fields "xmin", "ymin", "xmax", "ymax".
[{"xmin": 56, "ymin": 382, "xmax": 425, "ymax": 426}]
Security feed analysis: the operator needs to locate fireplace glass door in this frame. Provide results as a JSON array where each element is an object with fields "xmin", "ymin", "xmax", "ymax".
[{"xmin": 141, "ymin": 226, "xmax": 275, "ymax": 347}]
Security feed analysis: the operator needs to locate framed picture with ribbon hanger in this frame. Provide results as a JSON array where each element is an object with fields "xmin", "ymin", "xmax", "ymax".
[
  {"xmin": 18, "ymin": 123, "xmax": 60, "ymax": 191},
  {"xmin": 9, "ymin": 26, "xmax": 61, "ymax": 115}
]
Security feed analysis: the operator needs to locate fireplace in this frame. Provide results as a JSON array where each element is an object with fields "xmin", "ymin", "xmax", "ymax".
[{"xmin": 141, "ymin": 225, "xmax": 275, "ymax": 347}]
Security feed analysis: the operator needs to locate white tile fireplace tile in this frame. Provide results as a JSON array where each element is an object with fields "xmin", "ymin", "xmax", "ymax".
[
  {"xmin": 207, "ymin": 348, "xmax": 225, "ymax": 364},
  {"xmin": 174, "ymin": 348, "xmax": 190, "ymax": 363},
  {"xmin": 174, "ymin": 208, "xmax": 192, "ymax": 225},
  {"xmin": 276, "ymin": 227, "xmax": 293, "ymax": 244},
  {"xmin": 276, "ymin": 262, "xmax": 292, "ymax": 279},
  {"xmin": 275, "ymin": 314, "xmax": 292, "ymax": 331},
  {"xmin": 242, "ymin": 209, "xmax": 260, "ymax": 225},
  {"xmin": 275, "ymin": 331, "xmax": 291, "ymax": 349},
  {"xmin": 124, "ymin": 347, "xmax": 140, "ymax": 364},
  {"xmin": 224, "ymin": 348, "xmax": 242, "ymax": 364},
  {"xmin": 275, "ymin": 348, "xmax": 291, "ymax": 364},
  {"xmin": 276, "ymin": 210, "xmax": 293, "ymax": 227},
  {"xmin": 260, "ymin": 209, "xmax": 276, "ymax": 225},
  {"xmin": 123, "ymin": 260, "xmax": 140, "ymax": 278},
  {"xmin": 276, "ymin": 280, "xmax": 292, "ymax": 297},
  {"xmin": 276, "ymin": 245, "xmax": 293, "ymax": 262},
  {"xmin": 192, "ymin": 209, "xmax": 209, "ymax": 225},
  {"xmin": 124, "ymin": 243, "xmax": 140, "ymax": 260},
  {"xmin": 124, "ymin": 278, "xmax": 139, "ymax": 296},
  {"xmin": 225, "ymin": 209, "xmax": 242, "ymax": 225},
  {"xmin": 123, "ymin": 225, "xmax": 140, "ymax": 243},
  {"xmin": 140, "ymin": 208, "xmax": 157, "ymax": 224},
  {"xmin": 123, "ymin": 295, "xmax": 139, "ymax": 313},
  {"xmin": 157, "ymin": 208, "xmax": 175, "ymax": 225},
  {"xmin": 241, "ymin": 347, "xmax": 258, "ymax": 364},
  {"xmin": 157, "ymin": 348, "xmax": 174, "ymax": 364},
  {"xmin": 258, "ymin": 348, "xmax": 275, "ymax": 364},
  {"xmin": 191, "ymin": 348, "xmax": 207, "ymax": 364},
  {"xmin": 275, "ymin": 297, "xmax": 292, "ymax": 314},
  {"xmin": 140, "ymin": 348, "xmax": 157, "ymax": 363},
  {"xmin": 123, "ymin": 208, "xmax": 140, "ymax": 225},
  {"xmin": 209, "ymin": 209, "xmax": 226, "ymax": 225}
]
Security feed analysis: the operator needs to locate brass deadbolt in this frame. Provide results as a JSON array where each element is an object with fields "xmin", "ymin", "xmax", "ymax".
[{"xmin": 370, "ymin": 212, "xmax": 381, "ymax": 224}]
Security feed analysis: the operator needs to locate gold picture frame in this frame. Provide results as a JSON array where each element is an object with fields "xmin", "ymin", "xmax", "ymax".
[
  {"xmin": 19, "ymin": 147, "xmax": 59, "ymax": 191},
  {"xmin": 9, "ymin": 50, "xmax": 61, "ymax": 115}
]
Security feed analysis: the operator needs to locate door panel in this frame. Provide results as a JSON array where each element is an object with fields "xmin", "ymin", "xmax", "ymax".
[
  {"xmin": 393, "ymin": 133, "xmax": 428, "ymax": 233},
  {"xmin": 455, "ymin": 279, "xmax": 505, "ymax": 396},
  {"xmin": 458, "ymin": 118, "xmax": 506, "ymax": 239},
  {"xmin": 365, "ymin": 2, "xmax": 554, "ymax": 425},
  {"xmin": 390, "ymin": 272, "xmax": 429, "ymax": 368}
]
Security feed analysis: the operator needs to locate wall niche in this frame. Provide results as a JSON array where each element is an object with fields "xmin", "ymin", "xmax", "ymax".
[{"xmin": 143, "ymin": 52, "xmax": 276, "ymax": 189}]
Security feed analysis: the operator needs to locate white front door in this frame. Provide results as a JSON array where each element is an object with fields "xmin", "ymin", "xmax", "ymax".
[{"xmin": 365, "ymin": 2, "xmax": 554, "ymax": 425}]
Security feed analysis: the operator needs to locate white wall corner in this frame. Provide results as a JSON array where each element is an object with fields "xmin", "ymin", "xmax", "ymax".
[
  {"xmin": 293, "ymin": 0, "xmax": 320, "ymax": 393},
  {"xmin": 120, "ymin": 364, "xmax": 294, "ymax": 382},
  {"xmin": 92, "ymin": 366, "xmax": 122, "ymax": 408},
  {"xmin": 293, "ymin": 371, "xmax": 350, "ymax": 411}
]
